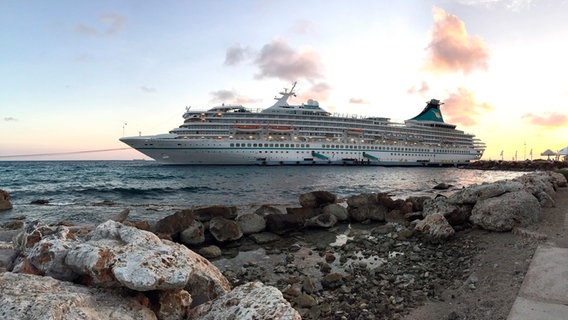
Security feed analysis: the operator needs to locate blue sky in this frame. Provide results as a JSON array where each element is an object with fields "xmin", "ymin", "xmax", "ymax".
[{"xmin": 1, "ymin": 0, "xmax": 567, "ymax": 160}]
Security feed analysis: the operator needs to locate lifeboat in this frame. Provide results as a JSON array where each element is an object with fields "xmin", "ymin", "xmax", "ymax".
[
  {"xmin": 267, "ymin": 125, "xmax": 294, "ymax": 132},
  {"xmin": 346, "ymin": 129, "xmax": 363, "ymax": 135},
  {"xmin": 234, "ymin": 125, "xmax": 263, "ymax": 132}
]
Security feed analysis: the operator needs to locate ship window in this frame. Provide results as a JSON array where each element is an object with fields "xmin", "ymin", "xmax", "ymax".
[
  {"xmin": 230, "ymin": 143, "xmax": 234, "ymax": 147},
  {"xmin": 285, "ymin": 144, "xmax": 289, "ymax": 147},
  {"xmin": 253, "ymin": 143, "xmax": 257, "ymax": 147},
  {"xmin": 247, "ymin": 143, "xmax": 251, "ymax": 147},
  {"xmin": 270, "ymin": 144, "xmax": 274, "ymax": 147}
]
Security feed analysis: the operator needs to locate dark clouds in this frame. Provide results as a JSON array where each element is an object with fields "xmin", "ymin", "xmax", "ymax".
[
  {"xmin": 522, "ymin": 112, "xmax": 568, "ymax": 128},
  {"xmin": 424, "ymin": 7, "xmax": 489, "ymax": 74},
  {"xmin": 76, "ymin": 13, "xmax": 126, "ymax": 36},
  {"xmin": 442, "ymin": 87, "xmax": 494, "ymax": 126}
]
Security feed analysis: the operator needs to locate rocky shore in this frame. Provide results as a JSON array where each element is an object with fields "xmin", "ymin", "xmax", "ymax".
[
  {"xmin": 463, "ymin": 159, "xmax": 568, "ymax": 171},
  {"xmin": 1, "ymin": 170, "xmax": 567, "ymax": 319}
]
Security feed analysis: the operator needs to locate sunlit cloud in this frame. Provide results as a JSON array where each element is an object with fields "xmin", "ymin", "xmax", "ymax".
[
  {"xmin": 295, "ymin": 82, "xmax": 332, "ymax": 103},
  {"xmin": 424, "ymin": 7, "xmax": 490, "ymax": 74},
  {"xmin": 140, "ymin": 86, "xmax": 156, "ymax": 93},
  {"xmin": 254, "ymin": 39, "xmax": 324, "ymax": 82},
  {"xmin": 522, "ymin": 112, "xmax": 568, "ymax": 128},
  {"xmin": 407, "ymin": 81, "xmax": 430, "ymax": 95},
  {"xmin": 76, "ymin": 13, "xmax": 126, "ymax": 36},
  {"xmin": 4, "ymin": 117, "xmax": 18, "ymax": 122},
  {"xmin": 442, "ymin": 87, "xmax": 494, "ymax": 126},
  {"xmin": 224, "ymin": 43, "xmax": 253, "ymax": 66},
  {"xmin": 209, "ymin": 89, "xmax": 261, "ymax": 105}
]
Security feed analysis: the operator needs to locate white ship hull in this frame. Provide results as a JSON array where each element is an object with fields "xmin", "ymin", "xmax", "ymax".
[
  {"xmin": 120, "ymin": 83, "xmax": 485, "ymax": 166},
  {"xmin": 120, "ymin": 137, "xmax": 480, "ymax": 166}
]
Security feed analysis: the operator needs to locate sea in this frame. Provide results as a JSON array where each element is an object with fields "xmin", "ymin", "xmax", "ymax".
[{"xmin": 0, "ymin": 160, "xmax": 524, "ymax": 225}]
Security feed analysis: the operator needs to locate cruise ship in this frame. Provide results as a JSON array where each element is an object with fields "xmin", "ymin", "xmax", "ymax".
[{"xmin": 119, "ymin": 83, "xmax": 485, "ymax": 166}]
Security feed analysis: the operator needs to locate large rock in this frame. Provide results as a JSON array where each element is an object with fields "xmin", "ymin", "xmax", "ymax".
[
  {"xmin": 447, "ymin": 181, "xmax": 523, "ymax": 205},
  {"xmin": 188, "ymin": 282, "xmax": 301, "ymax": 320},
  {"xmin": 322, "ymin": 203, "xmax": 349, "ymax": 221},
  {"xmin": 305, "ymin": 212, "xmax": 338, "ymax": 228},
  {"xmin": 154, "ymin": 209, "xmax": 195, "ymax": 237},
  {"xmin": 422, "ymin": 197, "xmax": 473, "ymax": 226},
  {"xmin": 0, "ymin": 272, "xmax": 156, "ymax": 319},
  {"xmin": 179, "ymin": 220, "xmax": 205, "ymax": 245},
  {"xmin": 265, "ymin": 213, "xmax": 306, "ymax": 234},
  {"xmin": 13, "ymin": 220, "xmax": 231, "ymax": 298},
  {"xmin": 413, "ymin": 213, "xmax": 455, "ymax": 241},
  {"xmin": 208, "ymin": 217, "xmax": 243, "ymax": 242},
  {"xmin": 0, "ymin": 189, "xmax": 12, "ymax": 211},
  {"xmin": 299, "ymin": 191, "xmax": 337, "ymax": 208},
  {"xmin": 194, "ymin": 205, "xmax": 238, "ymax": 222},
  {"xmin": 236, "ymin": 213, "xmax": 266, "ymax": 235},
  {"xmin": 254, "ymin": 205, "xmax": 284, "ymax": 217},
  {"xmin": 157, "ymin": 289, "xmax": 192, "ymax": 320},
  {"xmin": 470, "ymin": 190, "xmax": 540, "ymax": 231}
]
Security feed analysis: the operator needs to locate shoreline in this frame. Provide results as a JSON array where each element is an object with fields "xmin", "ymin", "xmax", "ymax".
[{"xmin": 1, "ymin": 171, "xmax": 567, "ymax": 319}]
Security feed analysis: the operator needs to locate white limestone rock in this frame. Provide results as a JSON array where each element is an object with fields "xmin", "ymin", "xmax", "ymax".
[
  {"xmin": 188, "ymin": 281, "xmax": 301, "ymax": 320},
  {"xmin": 0, "ymin": 272, "xmax": 156, "ymax": 320},
  {"xmin": 413, "ymin": 213, "xmax": 455, "ymax": 241},
  {"xmin": 470, "ymin": 190, "xmax": 540, "ymax": 231}
]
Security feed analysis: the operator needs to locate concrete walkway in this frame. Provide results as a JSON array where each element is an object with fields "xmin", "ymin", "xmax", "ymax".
[{"xmin": 508, "ymin": 196, "xmax": 568, "ymax": 320}]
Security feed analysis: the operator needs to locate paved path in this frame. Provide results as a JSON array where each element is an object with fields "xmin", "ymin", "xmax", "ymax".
[{"xmin": 508, "ymin": 195, "xmax": 568, "ymax": 320}]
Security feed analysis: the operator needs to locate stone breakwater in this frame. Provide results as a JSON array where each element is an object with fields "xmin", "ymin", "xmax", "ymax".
[
  {"xmin": 0, "ymin": 170, "xmax": 566, "ymax": 320},
  {"xmin": 464, "ymin": 160, "xmax": 568, "ymax": 171}
]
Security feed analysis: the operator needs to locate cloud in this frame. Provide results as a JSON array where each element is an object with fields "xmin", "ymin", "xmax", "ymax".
[
  {"xmin": 140, "ymin": 86, "xmax": 156, "ymax": 93},
  {"xmin": 442, "ymin": 87, "xmax": 494, "ymax": 126},
  {"xmin": 254, "ymin": 39, "xmax": 324, "ymax": 82},
  {"xmin": 224, "ymin": 43, "xmax": 253, "ymax": 66},
  {"xmin": 522, "ymin": 112, "xmax": 568, "ymax": 128},
  {"xmin": 349, "ymin": 98, "xmax": 370, "ymax": 104},
  {"xmin": 4, "ymin": 117, "xmax": 18, "ymax": 122},
  {"xmin": 458, "ymin": 0, "xmax": 534, "ymax": 11},
  {"xmin": 209, "ymin": 89, "xmax": 261, "ymax": 105},
  {"xmin": 290, "ymin": 20, "xmax": 314, "ymax": 35},
  {"xmin": 294, "ymin": 82, "xmax": 332, "ymax": 103},
  {"xmin": 424, "ymin": 7, "xmax": 489, "ymax": 74},
  {"xmin": 76, "ymin": 13, "xmax": 126, "ymax": 36},
  {"xmin": 407, "ymin": 81, "xmax": 430, "ymax": 95}
]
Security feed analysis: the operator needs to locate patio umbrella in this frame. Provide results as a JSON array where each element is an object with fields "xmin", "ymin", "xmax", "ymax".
[
  {"xmin": 557, "ymin": 147, "xmax": 568, "ymax": 155},
  {"xmin": 540, "ymin": 149, "xmax": 556, "ymax": 160}
]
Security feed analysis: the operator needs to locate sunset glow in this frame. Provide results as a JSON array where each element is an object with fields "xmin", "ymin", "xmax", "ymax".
[{"xmin": 1, "ymin": 1, "xmax": 567, "ymax": 161}]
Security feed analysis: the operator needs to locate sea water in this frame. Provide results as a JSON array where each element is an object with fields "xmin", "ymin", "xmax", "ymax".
[{"xmin": 0, "ymin": 160, "xmax": 523, "ymax": 225}]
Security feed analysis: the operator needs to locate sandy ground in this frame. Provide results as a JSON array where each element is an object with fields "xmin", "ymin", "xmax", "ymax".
[{"xmin": 405, "ymin": 187, "xmax": 568, "ymax": 320}]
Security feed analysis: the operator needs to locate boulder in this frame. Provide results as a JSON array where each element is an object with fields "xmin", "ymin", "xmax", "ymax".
[
  {"xmin": 405, "ymin": 196, "xmax": 430, "ymax": 212},
  {"xmin": 0, "ymin": 244, "xmax": 18, "ymax": 271},
  {"xmin": 413, "ymin": 213, "xmax": 455, "ymax": 241},
  {"xmin": 470, "ymin": 190, "xmax": 540, "ymax": 232},
  {"xmin": 153, "ymin": 209, "xmax": 195, "ymax": 237},
  {"xmin": 347, "ymin": 193, "xmax": 377, "ymax": 208},
  {"xmin": 0, "ymin": 189, "xmax": 12, "ymax": 211},
  {"xmin": 548, "ymin": 171, "xmax": 568, "ymax": 188},
  {"xmin": 236, "ymin": 213, "xmax": 266, "ymax": 235},
  {"xmin": 0, "ymin": 272, "xmax": 156, "ymax": 320},
  {"xmin": 254, "ymin": 205, "xmax": 284, "ymax": 217},
  {"xmin": 447, "ymin": 181, "xmax": 523, "ymax": 205},
  {"xmin": 305, "ymin": 212, "xmax": 338, "ymax": 228},
  {"xmin": 156, "ymin": 289, "xmax": 192, "ymax": 320},
  {"xmin": 179, "ymin": 220, "xmax": 205, "ymax": 246},
  {"xmin": 433, "ymin": 182, "xmax": 451, "ymax": 190},
  {"xmin": 322, "ymin": 203, "xmax": 349, "ymax": 221},
  {"xmin": 194, "ymin": 205, "xmax": 238, "ymax": 222},
  {"xmin": 208, "ymin": 217, "xmax": 243, "ymax": 242},
  {"xmin": 299, "ymin": 191, "xmax": 337, "ymax": 208},
  {"xmin": 198, "ymin": 245, "xmax": 222, "ymax": 259},
  {"xmin": 188, "ymin": 282, "xmax": 301, "ymax": 320},
  {"xmin": 265, "ymin": 213, "xmax": 305, "ymax": 234},
  {"xmin": 422, "ymin": 197, "xmax": 473, "ymax": 226},
  {"xmin": 516, "ymin": 173, "xmax": 556, "ymax": 199}
]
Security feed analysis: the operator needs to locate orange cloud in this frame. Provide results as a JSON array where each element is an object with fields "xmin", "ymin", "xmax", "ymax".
[
  {"xmin": 424, "ymin": 7, "xmax": 489, "ymax": 74},
  {"xmin": 442, "ymin": 87, "xmax": 493, "ymax": 126},
  {"xmin": 522, "ymin": 112, "xmax": 568, "ymax": 128},
  {"xmin": 254, "ymin": 39, "xmax": 324, "ymax": 82},
  {"xmin": 295, "ymin": 82, "xmax": 332, "ymax": 103}
]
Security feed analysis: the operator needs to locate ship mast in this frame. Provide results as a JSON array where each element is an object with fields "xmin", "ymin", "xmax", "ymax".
[{"xmin": 271, "ymin": 82, "xmax": 297, "ymax": 107}]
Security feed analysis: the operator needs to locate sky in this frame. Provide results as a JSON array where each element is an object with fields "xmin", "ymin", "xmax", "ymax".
[{"xmin": 1, "ymin": 0, "xmax": 568, "ymax": 161}]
